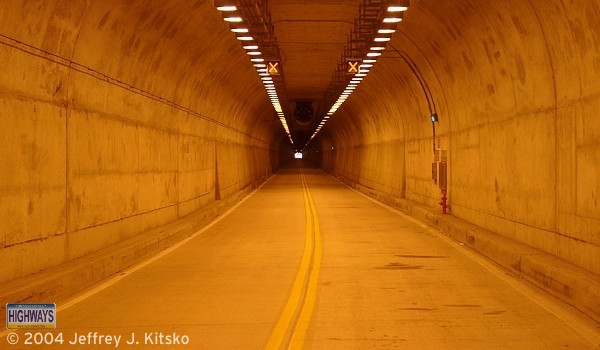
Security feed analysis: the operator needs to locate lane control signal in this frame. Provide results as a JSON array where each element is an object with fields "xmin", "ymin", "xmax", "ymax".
[
  {"xmin": 347, "ymin": 60, "xmax": 360, "ymax": 74},
  {"xmin": 267, "ymin": 61, "xmax": 280, "ymax": 75}
]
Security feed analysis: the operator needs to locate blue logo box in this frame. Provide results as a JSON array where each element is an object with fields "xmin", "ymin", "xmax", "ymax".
[{"xmin": 6, "ymin": 303, "xmax": 56, "ymax": 329}]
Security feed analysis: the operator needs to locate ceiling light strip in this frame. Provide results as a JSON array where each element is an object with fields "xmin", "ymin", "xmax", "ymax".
[
  {"xmin": 307, "ymin": 1, "xmax": 410, "ymax": 145},
  {"xmin": 215, "ymin": 1, "xmax": 294, "ymax": 147}
]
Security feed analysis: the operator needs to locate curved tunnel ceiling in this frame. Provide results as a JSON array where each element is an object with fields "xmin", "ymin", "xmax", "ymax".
[
  {"xmin": 215, "ymin": 0, "xmax": 406, "ymax": 148},
  {"xmin": 211, "ymin": 0, "xmax": 599, "ymax": 158},
  {"xmin": 1, "ymin": 0, "xmax": 596, "ymax": 152},
  {"xmin": 271, "ymin": 0, "xmax": 360, "ymax": 103},
  {"xmin": 1, "ymin": 0, "xmax": 597, "ymax": 161},
  {"xmin": 15, "ymin": 0, "xmax": 590, "ymax": 155},
  {"xmin": 270, "ymin": 0, "xmax": 362, "ymax": 147}
]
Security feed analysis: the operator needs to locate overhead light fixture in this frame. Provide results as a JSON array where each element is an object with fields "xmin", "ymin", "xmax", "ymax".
[
  {"xmin": 250, "ymin": 58, "xmax": 264, "ymax": 62},
  {"xmin": 387, "ymin": 0, "xmax": 410, "ymax": 12},
  {"xmin": 383, "ymin": 17, "xmax": 402, "ymax": 23},
  {"xmin": 224, "ymin": 16, "xmax": 243, "ymax": 22},
  {"xmin": 247, "ymin": 51, "xmax": 262, "ymax": 55},
  {"xmin": 370, "ymin": 46, "xmax": 385, "ymax": 50},
  {"xmin": 363, "ymin": 59, "xmax": 377, "ymax": 63},
  {"xmin": 231, "ymin": 28, "xmax": 248, "ymax": 33},
  {"xmin": 216, "ymin": 5, "xmax": 237, "ymax": 12},
  {"xmin": 378, "ymin": 29, "xmax": 396, "ymax": 34},
  {"xmin": 388, "ymin": 6, "xmax": 408, "ymax": 12},
  {"xmin": 374, "ymin": 37, "xmax": 391, "ymax": 42},
  {"xmin": 237, "ymin": 36, "xmax": 254, "ymax": 41},
  {"xmin": 243, "ymin": 45, "xmax": 258, "ymax": 50},
  {"xmin": 367, "ymin": 52, "xmax": 381, "ymax": 57}
]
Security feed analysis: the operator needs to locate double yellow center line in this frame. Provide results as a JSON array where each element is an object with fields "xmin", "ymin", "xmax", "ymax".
[{"xmin": 265, "ymin": 173, "xmax": 322, "ymax": 350}]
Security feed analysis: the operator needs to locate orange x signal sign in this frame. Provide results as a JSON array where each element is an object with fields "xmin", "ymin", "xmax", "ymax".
[
  {"xmin": 267, "ymin": 61, "xmax": 280, "ymax": 75},
  {"xmin": 347, "ymin": 61, "xmax": 360, "ymax": 74}
]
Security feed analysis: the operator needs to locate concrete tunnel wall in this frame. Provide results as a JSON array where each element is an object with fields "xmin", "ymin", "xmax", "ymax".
[
  {"xmin": 0, "ymin": 0, "xmax": 287, "ymax": 283},
  {"xmin": 312, "ymin": 0, "xmax": 600, "ymax": 276}
]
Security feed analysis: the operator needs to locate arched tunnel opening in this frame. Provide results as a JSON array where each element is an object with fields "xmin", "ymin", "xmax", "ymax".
[{"xmin": 0, "ymin": 0, "xmax": 599, "ymax": 347}]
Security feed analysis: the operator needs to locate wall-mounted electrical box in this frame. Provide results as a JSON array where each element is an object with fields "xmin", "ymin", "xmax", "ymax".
[
  {"xmin": 432, "ymin": 149, "xmax": 448, "ymax": 190},
  {"xmin": 438, "ymin": 161, "xmax": 447, "ymax": 190}
]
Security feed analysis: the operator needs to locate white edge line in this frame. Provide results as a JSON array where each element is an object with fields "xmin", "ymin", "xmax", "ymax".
[{"xmin": 1, "ymin": 173, "xmax": 275, "ymax": 338}]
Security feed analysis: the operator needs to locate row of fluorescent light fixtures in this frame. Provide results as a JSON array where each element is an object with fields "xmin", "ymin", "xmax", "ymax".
[
  {"xmin": 215, "ymin": 2, "xmax": 294, "ymax": 147},
  {"xmin": 307, "ymin": 3, "xmax": 409, "ymax": 144}
]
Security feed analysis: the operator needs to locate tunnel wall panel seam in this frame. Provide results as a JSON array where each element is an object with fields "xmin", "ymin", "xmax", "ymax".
[{"xmin": 0, "ymin": 35, "xmax": 270, "ymax": 145}]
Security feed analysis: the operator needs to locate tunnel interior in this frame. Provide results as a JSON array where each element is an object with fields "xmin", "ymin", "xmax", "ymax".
[{"xmin": 0, "ymin": 0, "xmax": 599, "ymax": 322}]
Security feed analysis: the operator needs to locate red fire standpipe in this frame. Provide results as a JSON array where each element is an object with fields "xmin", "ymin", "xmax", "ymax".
[{"xmin": 439, "ymin": 191, "xmax": 448, "ymax": 214}]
